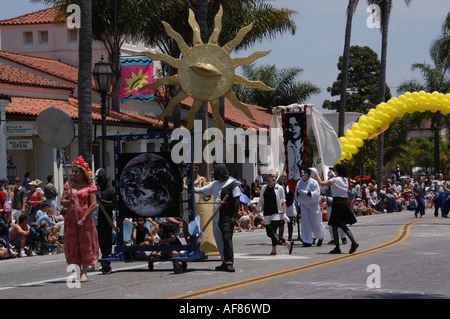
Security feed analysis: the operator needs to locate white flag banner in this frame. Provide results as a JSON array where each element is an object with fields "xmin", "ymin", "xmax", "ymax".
[
  {"xmin": 310, "ymin": 106, "xmax": 341, "ymax": 167},
  {"xmin": 269, "ymin": 113, "xmax": 285, "ymax": 179}
]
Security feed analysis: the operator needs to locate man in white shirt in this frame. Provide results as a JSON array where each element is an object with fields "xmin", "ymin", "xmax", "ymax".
[{"xmin": 194, "ymin": 164, "xmax": 241, "ymax": 272}]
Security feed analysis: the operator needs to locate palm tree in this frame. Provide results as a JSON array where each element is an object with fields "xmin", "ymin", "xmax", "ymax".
[
  {"xmin": 396, "ymin": 60, "xmax": 450, "ymax": 174},
  {"xmin": 338, "ymin": 0, "xmax": 359, "ymax": 137},
  {"xmin": 366, "ymin": 0, "xmax": 412, "ymax": 193},
  {"xmin": 77, "ymin": 0, "xmax": 93, "ymax": 164},
  {"xmin": 234, "ymin": 63, "xmax": 320, "ymax": 113},
  {"xmin": 430, "ymin": 12, "xmax": 450, "ymax": 75}
]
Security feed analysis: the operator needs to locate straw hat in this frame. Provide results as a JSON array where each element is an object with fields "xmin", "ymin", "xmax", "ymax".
[{"xmin": 34, "ymin": 179, "xmax": 43, "ymax": 186}]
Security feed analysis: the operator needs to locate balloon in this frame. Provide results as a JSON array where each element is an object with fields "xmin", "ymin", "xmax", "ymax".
[{"xmin": 337, "ymin": 91, "xmax": 449, "ymax": 164}]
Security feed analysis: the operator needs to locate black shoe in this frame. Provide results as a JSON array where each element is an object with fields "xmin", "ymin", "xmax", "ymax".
[
  {"xmin": 215, "ymin": 263, "xmax": 227, "ymax": 271},
  {"xmin": 349, "ymin": 243, "xmax": 359, "ymax": 254},
  {"xmin": 317, "ymin": 238, "xmax": 323, "ymax": 247},
  {"xmin": 302, "ymin": 243, "xmax": 312, "ymax": 247},
  {"xmin": 341, "ymin": 238, "xmax": 347, "ymax": 245},
  {"xmin": 287, "ymin": 241, "xmax": 294, "ymax": 254},
  {"xmin": 225, "ymin": 263, "xmax": 235, "ymax": 272},
  {"xmin": 270, "ymin": 251, "xmax": 277, "ymax": 255},
  {"xmin": 327, "ymin": 240, "xmax": 335, "ymax": 245},
  {"xmin": 329, "ymin": 247, "xmax": 341, "ymax": 254}
]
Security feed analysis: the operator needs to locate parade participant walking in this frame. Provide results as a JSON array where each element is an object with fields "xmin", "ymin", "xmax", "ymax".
[
  {"xmin": 257, "ymin": 170, "xmax": 293, "ymax": 255},
  {"xmin": 315, "ymin": 164, "xmax": 358, "ymax": 254},
  {"xmin": 432, "ymin": 173, "xmax": 445, "ymax": 217},
  {"xmin": 95, "ymin": 168, "xmax": 115, "ymax": 267},
  {"xmin": 295, "ymin": 168, "xmax": 326, "ymax": 247},
  {"xmin": 323, "ymin": 169, "xmax": 347, "ymax": 245},
  {"xmin": 60, "ymin": 156, "xmax": 99, "ymax": 282},
  {"xmin": 194, "ymin": 164, "xmax": 241, "ymax": 272},
  {"xmin": 413, "ymin": 173, "xmax": 426, "ymax": 218}
]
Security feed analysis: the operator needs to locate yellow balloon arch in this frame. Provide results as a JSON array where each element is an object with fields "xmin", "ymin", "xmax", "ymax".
[{"xmin": 339, "ymin": 91, "xmax": 450, "ymax": 162}]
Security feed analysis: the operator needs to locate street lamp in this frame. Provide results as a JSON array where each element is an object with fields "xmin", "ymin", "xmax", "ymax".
[
  {"xmin": 93, "ymin": 55, "xmax": 113, "ymax": 168},
  {"xmin": 7, "ymin": 156, "xmax": 17, "ymax": 182}
]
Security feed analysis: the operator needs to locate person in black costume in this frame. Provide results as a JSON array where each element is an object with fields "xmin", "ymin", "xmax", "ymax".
[
  {"xmin": 195, "ymin": 164, "xmax": 241, "ymax": 272},
  {"xmin": 95, "ymin": 168, "xmax": 116, "ymax": 266}
]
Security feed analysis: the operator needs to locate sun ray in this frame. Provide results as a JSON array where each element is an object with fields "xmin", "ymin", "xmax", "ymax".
[
  {"xmin": 158, "ymin": 90, "xmax": 188, "ymax": 120},
  {"xmin": 188, "ymin": 9, "xmax": 203, "ymax": 46},
  {"xmin": 225, "ymin": 90, "xmax": 255, "ymax": 120},
  {"xmin": 186, "ymin": 99, "xmax": 203, "ymax": 130},
  {"xmin": 211, "ymin": 99, "xmax": 225, "ymax": 134},
  {"xmin": 232, "ymin": 50, "xmax": 271, "ymax": 68},
  {"xmin": 142, "ymin": 51, "xmax": 180, "ymax": 69},
  {"xmin": 233, "ymin": 74, "xmax": 274, "ymax": 91},
  {"xmin": 141, "ymin": 74, "xmax": 179, "ymax": 91},
  {"xmin": 161, "ymin": 21, "xmax": 190, "ymax": 55},
  {"xmin": 223, "ymin": 23, "xmax": 253, "ymax": 54},
  {"xmin": 208, "ymin": 5, "xmax": 223, "ymax": 45}
]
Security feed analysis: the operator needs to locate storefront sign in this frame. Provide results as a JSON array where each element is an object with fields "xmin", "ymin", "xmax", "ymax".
[
  {"xmin": 4, "ymin": 123, "xmax": 34, "ymax": 136},
  {"xmin": 7, "ymin": 139, "xmax": 33, "ymax": 150}
]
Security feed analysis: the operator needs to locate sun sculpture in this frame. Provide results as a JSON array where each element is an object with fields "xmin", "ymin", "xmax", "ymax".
[{"xmin": 141, "ymin": 5, "xmax": 273, "ymax": 133}]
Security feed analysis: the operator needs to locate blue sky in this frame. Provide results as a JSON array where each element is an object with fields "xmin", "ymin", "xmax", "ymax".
[{"xmin": 1, "ymin": 0, "xmax": 449, "ymax": 112}]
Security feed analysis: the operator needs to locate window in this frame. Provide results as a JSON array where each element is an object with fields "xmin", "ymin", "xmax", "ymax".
[
  {"xmin": 38, "ymin": 31, "xmax": 48, "ymax": 46},
  {"xmin": 68, "ymin": 29, "xmax": 77, "ymax": 44},
  {"xmin": 23, "ymin": 31, "xmax": 33, "ymax": 46}
]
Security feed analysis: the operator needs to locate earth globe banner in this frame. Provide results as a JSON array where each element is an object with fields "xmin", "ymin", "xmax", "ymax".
[{"xmin": 118, "ymin": 152, "xmax": 182, "ymax": 218}]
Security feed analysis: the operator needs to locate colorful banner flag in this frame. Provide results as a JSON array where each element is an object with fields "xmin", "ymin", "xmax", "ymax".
[{"xmin": 118, "ymin": 57, "xmax": 154, "ymax": 103}]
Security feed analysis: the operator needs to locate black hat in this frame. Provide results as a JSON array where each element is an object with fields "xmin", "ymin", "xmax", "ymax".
[{"xmin": 213, "ymin": 164, "xmax": 229, "ymax": 179}]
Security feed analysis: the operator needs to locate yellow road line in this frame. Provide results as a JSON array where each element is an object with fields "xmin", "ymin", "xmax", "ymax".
[{"xmin": 169, "ymin": 217, "xmax": 435, "ymax": 299}]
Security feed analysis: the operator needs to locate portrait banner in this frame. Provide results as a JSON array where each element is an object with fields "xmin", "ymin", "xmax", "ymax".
[{"xmin": 282, "ymin": 108, "xmax": 307, "ymax": 191}]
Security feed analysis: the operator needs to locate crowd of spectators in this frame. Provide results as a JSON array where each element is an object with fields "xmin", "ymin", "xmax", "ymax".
[{"xmin": 0, "ymin": 173, "xmax": 64, "ymax": 259}]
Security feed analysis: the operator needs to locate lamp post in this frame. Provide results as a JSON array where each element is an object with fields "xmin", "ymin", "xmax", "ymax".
[
  {"xmin": 7, "ymin": 156, "xmax": 17, "ymax": 182},
  {"xmin": 93, "ymin": 55, "xmax": 113, "ymax": 168}
]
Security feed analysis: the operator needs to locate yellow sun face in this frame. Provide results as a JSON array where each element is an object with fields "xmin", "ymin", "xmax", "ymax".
[
  {"xmin": 124, "ymin": 69, "xmax": 150, "ymax": 93},
  {"xmin": 141, "ymin": 5, "xmax": 273, "ymax": 133}
]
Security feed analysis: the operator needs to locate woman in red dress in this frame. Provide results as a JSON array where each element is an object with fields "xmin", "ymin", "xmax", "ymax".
[{"xmin": 60, "ymin": 156, "xmax": 99, "ymax": 283}]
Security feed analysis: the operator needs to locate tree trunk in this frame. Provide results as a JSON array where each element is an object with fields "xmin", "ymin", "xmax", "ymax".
[
  {"xmin": 376, "ymin": 0, "xmax": 390, "ymax": 194},
  {"xmin": 78, "ymin": 0, "xmax": 93, "ymax": 164},
  {"xmin": 338, "ymin": 0, "xmax": 357, "ymax": 138}
]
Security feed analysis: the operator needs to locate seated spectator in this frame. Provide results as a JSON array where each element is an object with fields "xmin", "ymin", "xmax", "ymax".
[
  {"xmin": 132, "ymin": 217, "xmax": 155, "ymax": 247},
  {"xmin": 9, "ymin": 213, "xmax": 30, "ymax": 257},
  {"xmin": 0, "ymin": 217, "xmax": 17, "ymax": 257},
  {"xmin": 152, "ymin": 222, "xmax": 182, "ymax": 260},
  {"xmin": 378, "ymin": 190, "xmax": 395, "ymax": 213},
  {"xmin": 37, "ymin": 220, "xmax": 58, "ymax": 255},
  {"xmin": 35, "ymin": 202, "xmax": 50, "ymax": 223},
  {"xmin": 37, "ymin": 206, "xmax": 61, "ymax": 239}
]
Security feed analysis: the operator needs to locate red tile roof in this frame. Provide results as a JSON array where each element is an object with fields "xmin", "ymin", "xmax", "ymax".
[
  {"xmin": 0, "ymin": 6, "xmax": 63, "ymax": 25},
  {"xmin": 0, "ymin": 50, "xmax": 96, "ymax": 89},
  {"xmin": 7, "ymin": 96, "xmax": 172, "ymax": 129},
  {"xmin": 0, "ymin": 63, "xmax": 73, "ymax": 91},
  {"xmin": 180, "ymin": 96, "xmax": 273, "ymax": 130}
]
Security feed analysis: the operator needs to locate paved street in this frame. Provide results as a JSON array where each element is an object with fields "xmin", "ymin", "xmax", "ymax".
[{"xmin": 1, "ymin": 209, "xmax": 449, "ymax": 302}]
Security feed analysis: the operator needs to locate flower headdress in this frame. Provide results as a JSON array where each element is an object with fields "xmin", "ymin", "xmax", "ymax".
[{"xmin": 72, "ymin": 155, "xmax": 92, "ymax": 178}]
